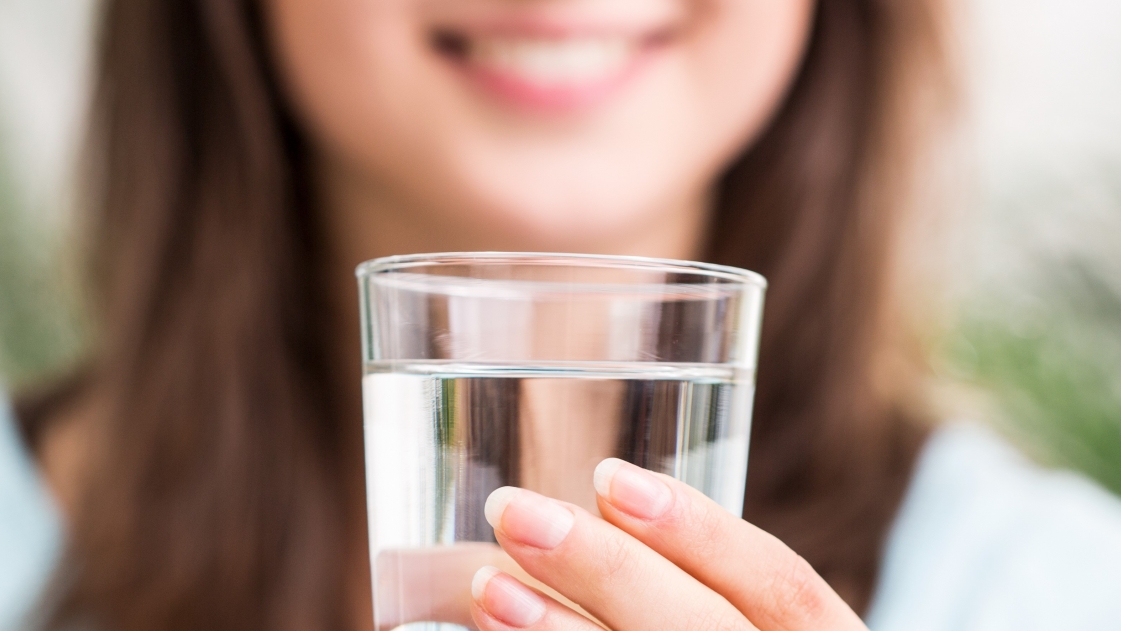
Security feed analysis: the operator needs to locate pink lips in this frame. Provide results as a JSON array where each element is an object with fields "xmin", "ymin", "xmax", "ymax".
[
  {"xmin": 431, "ymin": 22, "xmax": 670, "ymax": 113},
  {"xmin": 457, "ymin": 49, "xmax": 650, "ymax": 111}
]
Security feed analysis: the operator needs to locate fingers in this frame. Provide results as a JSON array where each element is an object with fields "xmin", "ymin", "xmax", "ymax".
[
  {"xmin": 592, "ymin": 458, "xmax": 867, "ymax": 631},
  {"xmin": 470, "ymin": 566, "xmax": 603, "ymax": 630},
  {"xmin": 371, "ymin": 541, "xmax": 588, "ymax": 629},
  {"xmin": 374, "ymin": 543, "xmax": 506, "ymax": 629},
  {"xmin": 484, "ymin": 487, "xmax": 757, "ymax": 631}
]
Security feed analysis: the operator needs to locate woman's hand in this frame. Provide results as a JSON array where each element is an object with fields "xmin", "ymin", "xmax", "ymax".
[{"xmin": 470, "ymin": 458, "xmax": 868, "ymax": 631}]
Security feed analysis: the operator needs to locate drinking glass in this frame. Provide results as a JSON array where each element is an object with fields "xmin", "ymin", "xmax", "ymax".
[{"xmin": 357, "ymin": 252, "xmax": 766, "ymax": 630}]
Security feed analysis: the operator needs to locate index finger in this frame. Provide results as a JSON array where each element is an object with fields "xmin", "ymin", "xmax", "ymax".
[
  {"xmin": 592, "ymin": 459, "xmax": 867, "ymax": 631},
  {"xmin": 486, "ymin": 486, "xmax": 757, "ymax": 631}
]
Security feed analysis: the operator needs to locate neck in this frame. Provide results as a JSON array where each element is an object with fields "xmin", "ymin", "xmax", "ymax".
[{"xmin": 317, "ymin": 152, "xmax": 713, "ymax": 273}]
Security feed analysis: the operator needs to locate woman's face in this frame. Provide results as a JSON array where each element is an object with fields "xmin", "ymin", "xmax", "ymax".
[{"xmin": 266, "ymin": 0, "xmax": 815, "ymax": 254}]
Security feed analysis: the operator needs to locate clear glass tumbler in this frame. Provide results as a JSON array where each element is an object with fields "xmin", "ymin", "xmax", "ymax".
[{"xmin": 357, "ymin": 252, "xmax": 766, "ymax": 630}]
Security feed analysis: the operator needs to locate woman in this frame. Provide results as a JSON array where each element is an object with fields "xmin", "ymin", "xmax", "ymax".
[{"xmin": 5, "ymin": 0, "xmax": 1121, "ymax": 629}]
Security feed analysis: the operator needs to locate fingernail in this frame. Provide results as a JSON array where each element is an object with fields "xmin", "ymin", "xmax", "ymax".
[
  {"xmin": 472, "ymin": 566, "xmax": 547, "ymax": 628},
  {"xmin": 593, "ymin": 458, "xmax": 672, "ymax": 520},
  {"xmin": 484, "ymin": 487, "xmax": 575, "ymax": 550}
]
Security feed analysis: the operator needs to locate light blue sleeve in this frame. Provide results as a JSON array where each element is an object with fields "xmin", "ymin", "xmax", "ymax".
[
  {"xmin": 865, "ymin": 424, "xmax": 1121, "ymax": 631},
  {"xmin": 0, "ymin": 390, "xmax": 62, "ymax": 631}
]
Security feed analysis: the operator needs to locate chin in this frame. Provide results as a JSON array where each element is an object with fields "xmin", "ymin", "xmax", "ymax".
[{"xmin": 458, "ymin": 174, "xmax": 673, "ymax": 249}]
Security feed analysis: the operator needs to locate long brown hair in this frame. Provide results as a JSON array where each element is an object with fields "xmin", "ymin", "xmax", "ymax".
[{"xmin": 19, "ymin": 0, "xmax": 949, "ymax": 628}]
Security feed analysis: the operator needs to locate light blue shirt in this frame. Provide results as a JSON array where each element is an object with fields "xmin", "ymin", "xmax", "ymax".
[
  {"xmin": 0, "ymin": 392, "xmax": 61, "ymax": 631},
  {"xmin": 1, "ymin": 392, "xmax": 1120, "ymax": 629},
  {"xmin": 865, "ymin": 423, "xmax": 1121, "ymax": 630}
]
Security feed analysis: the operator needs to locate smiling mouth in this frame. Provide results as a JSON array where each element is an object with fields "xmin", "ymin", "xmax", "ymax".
[{"xmin": 431, "ymin": 27, "xmax": 674, "ymax": 110}]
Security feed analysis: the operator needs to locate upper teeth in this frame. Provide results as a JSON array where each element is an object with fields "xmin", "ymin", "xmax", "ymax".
[{"xmin": 469, "ymin": 38, "xmax": 633, "ymax": 86}]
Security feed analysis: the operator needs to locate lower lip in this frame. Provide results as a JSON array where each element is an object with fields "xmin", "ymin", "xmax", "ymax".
[{"xmin": 444, "ymin": 47, "xmax": 655, "ymax": 112}]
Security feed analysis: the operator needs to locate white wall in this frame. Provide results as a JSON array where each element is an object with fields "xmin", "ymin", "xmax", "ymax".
[
  {"xmin": 0, "ymin": 0, "xmax": 95, "ymax": 218},
  {"xmin": 970, "ymin": 0, "xmax": 1121, "ymax": 169}
]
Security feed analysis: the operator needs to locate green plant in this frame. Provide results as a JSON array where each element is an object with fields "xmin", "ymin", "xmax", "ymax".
[
  {"xmin": 943, "ymin": 169, "xmax": 1121, "ymax": 494},
  {"xmin": 0, "ymin": 134, "xmax": 85, "ymax": 387}
]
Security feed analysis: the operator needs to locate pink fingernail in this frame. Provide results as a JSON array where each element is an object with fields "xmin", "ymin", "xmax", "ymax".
[
  {"xmin": 593, "ymin": 458, "xmax": 672, "ymax": 520},
  {"xmin": 485, "ymin": 487, "xmax": 575, "ymax": 550},
  {"xmin": 472, "ymin": 566, "xmax": 547, "ymax": 628}
]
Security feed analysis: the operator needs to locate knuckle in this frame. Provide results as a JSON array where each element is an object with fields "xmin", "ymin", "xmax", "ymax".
[
  {"xmin": 767, "ymin": 554, "xmax": 830, "ymax": 624},
  {"xmin": 665, "ymin": 494, "xmax": 727, "ymax": 560},
  {"xmin": 687, "ymin": 609, "xmax": 753, "ymax": 631},
  {"xmin": 597, "ymin": 533, "xmax": 637, "ymax": 583},
  {"xmin": 689, "ymin": 501, "xmax": 729, "ymax": 557}
]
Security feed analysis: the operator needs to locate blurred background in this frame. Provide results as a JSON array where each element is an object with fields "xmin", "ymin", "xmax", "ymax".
[{"xmin": 1, "ymin": 0, "xmax": 1119, "ymax": 491}]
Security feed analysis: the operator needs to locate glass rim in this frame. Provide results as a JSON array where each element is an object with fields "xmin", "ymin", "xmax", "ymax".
[{"xmin": 355, "ymin": 251, "xmax": 768, "ymax": 289}]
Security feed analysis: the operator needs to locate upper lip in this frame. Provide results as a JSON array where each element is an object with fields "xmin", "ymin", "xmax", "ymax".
[{"xmin": 424, "ymin": 3, "xmax": 684, "ymax": 41}]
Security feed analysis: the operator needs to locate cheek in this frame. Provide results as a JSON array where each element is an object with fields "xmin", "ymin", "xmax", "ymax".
[
  {"xmin": 682, "ymin": 0, "xmax": 816, "ymax": 175},
  {"xmin": 266, "ymin": 0, "xmax": 547, "ymax": 226},
  {"xmin": 265, "ymin": 0, "xmax": 429, "ymax": 166}
]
